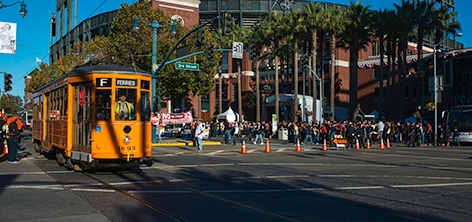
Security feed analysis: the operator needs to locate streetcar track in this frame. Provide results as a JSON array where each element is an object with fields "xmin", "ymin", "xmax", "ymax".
[
  {"xmin": 80, "ymin": 171, "xmax": 301, "ymax": 222},
  {"xmin": 82, "ymin": 172, "xmax": 187, "ymax": 222}
]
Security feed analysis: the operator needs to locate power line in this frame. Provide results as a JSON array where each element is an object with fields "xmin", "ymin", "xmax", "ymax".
[{"xmin": 85, "ymin": 0, "xmax": 108, "ymax": 20}]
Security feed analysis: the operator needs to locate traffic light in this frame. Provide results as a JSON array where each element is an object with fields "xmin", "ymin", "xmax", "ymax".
[
  {"xmin": 4, "ymin": 73, "xmax": 12, "ymax": 92},
  {"xmin": 197, "ymin": 27, "xmax": 205, "ymax": 46},
  {"xmin": 300, "ymin": 54, "xmax": 308, "ymax": 72},
  {"xmin": 223, "ymin": 13, "xmax": 234, "ymax": 33},
  {"xmin": 205, "ymin": 44, "xmax": 214, "ymax": 62},
  {"xmin": 158, "ymin": 82, "xmax": 168, "ymax": 99},
  {"xmin": 250, "ymin": 44, "xmax": 257, "ymax": 61}
]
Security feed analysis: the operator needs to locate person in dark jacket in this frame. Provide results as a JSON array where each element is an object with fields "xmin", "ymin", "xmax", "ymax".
[{"xmin": 3, "ymin": 113, "xmax": 23, "ymax": 163}]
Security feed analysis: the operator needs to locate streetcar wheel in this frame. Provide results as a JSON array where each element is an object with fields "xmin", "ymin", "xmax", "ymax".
[
  {"xmin": 65, "ymin": 158, "xmax": 74, "ymax": 170},
  {"xmin": 56, "ymin": 150, "xmax": 65, "ymax": 165},
  {"xmin": 73, "ymin": 164, "xmax": 83, "ymax": 172},
  {"xmin": 34, "ymin": 143, "xmax": 39, "ymax": 152}
]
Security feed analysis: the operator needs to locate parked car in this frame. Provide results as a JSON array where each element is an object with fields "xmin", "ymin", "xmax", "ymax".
[{"xmin": 164, "ymin": 124, "xmax": 184, "ymax": 137}]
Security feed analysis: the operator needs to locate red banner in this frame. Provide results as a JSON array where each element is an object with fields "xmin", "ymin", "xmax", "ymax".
[{"xmin": 160, "ymin": 112, "xmax": 193, "ymax": 125}]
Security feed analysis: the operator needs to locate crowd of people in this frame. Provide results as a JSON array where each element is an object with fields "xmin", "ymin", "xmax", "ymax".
[{"xmin": 199, "ymin": 119, "xmax": 461, "ymax": 148}]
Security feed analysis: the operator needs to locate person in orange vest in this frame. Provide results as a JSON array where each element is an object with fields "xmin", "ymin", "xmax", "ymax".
[
  {"xmin": 115, "ymin": 94, "xmax": 134, "ymax": 120},
  {"xmin": 3, "ymin": 113, "xmax": 23, "ymax": 164}
]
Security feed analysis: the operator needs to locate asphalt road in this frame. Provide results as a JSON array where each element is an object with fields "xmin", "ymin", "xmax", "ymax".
[{"xmin": 1, "ymin": 132, "xmax": 472, "ymax": 221}]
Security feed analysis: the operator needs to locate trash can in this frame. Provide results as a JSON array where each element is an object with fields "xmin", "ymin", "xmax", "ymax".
[{"xmin": 278, "ymin": 128, "xmax": 288, "ymax": 141}]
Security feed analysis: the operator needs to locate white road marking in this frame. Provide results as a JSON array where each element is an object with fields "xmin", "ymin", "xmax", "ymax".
[
  {"xmin": 205, "ymin": 150, "xmax": 226, "ymax": 155},
  {"xmin": 201, "ymin": 163, "xmax": 234, "ymax": 167},
  {"xmin": 246, "ymin": 149, "xmax": 257, "ymax": 153},
  {"xmin": 334, "ymin": 186, "xmax": 385, "ymax": 190},
  {"xmin": 169, "ymin": 178, "xmax": 200, "ymax": 182},
  {"xmin": 266, "ymin": 175, "xmax": 310, "ymax": 179},
  {"xmin": 128, "ymin": 190, "xmax": 192, "ymax": 194},
  {"xmin": 71, "ymin": 188, "xmax": 115, "ymax": 192},
  {"xmin": 391, "ymin": 182, "xmax": 472, "ymax": 188}
]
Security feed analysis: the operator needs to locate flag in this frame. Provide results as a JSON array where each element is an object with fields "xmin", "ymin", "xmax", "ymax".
[{"xmin": 36, "ymin": 57, "xmax": 42, "ymax": 63}]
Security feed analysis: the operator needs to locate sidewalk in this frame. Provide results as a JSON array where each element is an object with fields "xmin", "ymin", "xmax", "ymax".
[{"xmin": 0, "ymin": 133, "xmax": 111, "ymax": 222}]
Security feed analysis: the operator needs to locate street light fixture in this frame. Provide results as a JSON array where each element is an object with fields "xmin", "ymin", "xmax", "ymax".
[
  {"xmin": 133, "ymin": 17, "xmax": 176, "ymax": 143},
  {"xmin": 0, "ymin": 0, "xmax": 27, "ymax": 18}
]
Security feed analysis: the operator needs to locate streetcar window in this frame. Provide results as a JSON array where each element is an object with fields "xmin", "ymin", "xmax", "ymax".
[
  {"xmin": 115, "ymin": 89, "xmax": 137, "ymax": 121},
  {"xmin": 96, "ymin": 90, "xmax": 112, "ymax": 121},
  {"xmin": 141, "ymin": 92, "xmax": 151, "ymax": 121},
  {"xmin": 141, "ymin": 80, "xmax": 150, "ymax": 90}
]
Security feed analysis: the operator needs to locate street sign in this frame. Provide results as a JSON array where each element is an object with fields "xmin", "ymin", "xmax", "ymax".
[
  {"xmin": 232, "ymin": 42, "xmax": 243, "ymax": 59},
  {"xmin": 175, "ymin": 62, "xmax": 199, "ymax": 71}
]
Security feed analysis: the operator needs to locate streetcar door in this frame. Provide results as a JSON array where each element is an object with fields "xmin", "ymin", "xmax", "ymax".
[{"xmin": 72, "ymin": 83, "xmax": 93, "ymax": 155}]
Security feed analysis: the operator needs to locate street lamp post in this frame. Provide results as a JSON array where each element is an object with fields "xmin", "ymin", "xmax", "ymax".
[
  {"xmin": 0, "ymin": 0, "xmax": 27, "ymax": 17},
  {"xmin": 133, "ymin": 18, "xmax": 176, "ymax": 143},
  {"xmin": 433, "ymin": 44, "xmax": 439, "ymax": 140},
  {"xmin": 134, "ymin": 16, "xmax": 219, "ymax": 143}
]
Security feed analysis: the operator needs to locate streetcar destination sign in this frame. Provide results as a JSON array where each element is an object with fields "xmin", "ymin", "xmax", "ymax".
[{"xmin": 175, "ymin": 62, "xmax": 199, "ymax": 71}]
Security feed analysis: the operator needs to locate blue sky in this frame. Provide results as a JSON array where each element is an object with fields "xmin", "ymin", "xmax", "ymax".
[{"xmin": 0, "ymin": 0, "xmax": 470, "ymax": 100}]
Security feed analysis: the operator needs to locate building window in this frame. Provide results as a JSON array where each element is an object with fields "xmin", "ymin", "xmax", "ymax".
[
  {"xmin": 374, "ymin": 67, "xmax": 386, "ymax": 81},
  {"xmin": 372, "ymin": 40, "xmax": 379, "ymax": 56}
]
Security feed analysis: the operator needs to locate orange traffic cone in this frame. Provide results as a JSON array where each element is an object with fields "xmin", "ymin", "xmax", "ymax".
[
  {"xmin": 355, "ymin": 138, "xmax": 360, "ymax": 150},
  {"xmin": 386, "ymin": 138, "xmax": 391, "ymax": 149},
  {"xmin": 295, "ymin": 138, "xmax": 302, "ymax": 152},
  {"xmin": 2, "ymin": 144, "xmax": 8, "ymax": 156},
  {"xmin": 366, "ymin": 139, "xmax": 371, "ymax": 150},
  {"xmin": 379, "ymin": 138, "xmax": 385, "ymax": 150},
  {"xmin": 241, "ymin": 140, "xmax": 247, "ymax": 154},
  {"xmin": 264, "ymin": 139, "xmax": 271, "ymax": 153},
  {"xmin": 322, "ymin": 139, "xmax": 328, "ymax": 151}
]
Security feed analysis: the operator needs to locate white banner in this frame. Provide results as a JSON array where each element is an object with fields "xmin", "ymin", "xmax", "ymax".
[{"xmin": 0, "ymin": 21, "xmax": 17, "ymax": 54}]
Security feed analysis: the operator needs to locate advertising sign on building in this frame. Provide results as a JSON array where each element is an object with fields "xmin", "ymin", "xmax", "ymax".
[{"xmin": 0, "ymin": 21, "xmax": 17, "ymax": 54}]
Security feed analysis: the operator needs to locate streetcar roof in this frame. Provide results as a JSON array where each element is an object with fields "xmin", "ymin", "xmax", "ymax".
[
  {"xmin": 33, "ymin": 63, "xmax": 150, "ymax": 95},
  {"xmin": 69, "ymin": 63, "xmax": 150, "ymax": 76}
]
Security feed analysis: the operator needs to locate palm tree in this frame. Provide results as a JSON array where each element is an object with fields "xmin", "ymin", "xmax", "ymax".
[
  {"xmin": 323, "ymin": 5, "xmax": 346, "ymax": 121},
  {"xmin": 371, "ymin": 9, "xmax": 391, "ymax": 120},
  {"xmin": 267, "ymin": 12, "xmax": 288, "ymax": 122},
  {"xmin": 411, "ymin": 0, "xmax": 435, "ymax": 115},
  {"xmin": 213, "ymin": 28, "xmax": 229, "ymax": 114},
  {"xmin": 431, "ymin": 5, "xmax": 462, "ymax": 46},
  {"xmin": 338, "ymin": 1, "xmax": 372, "ymax": 121},
  {"xmin": 394, "ymin": 0, "xmax": 416, "ymax": 122},
  {"xmin": 384, "ymin": 10, "xmax": 400, "ymax": 119},
  {"xmin": 303, "ymin": 2, "xmax": 324, "ymax": 122},
  {"xmin": 285, "ymin": 9, "xmax": 307, "ymax": 122},
  {"xmin": 229, "ymin": 25, "xmax": 250, "ymax": 121}
]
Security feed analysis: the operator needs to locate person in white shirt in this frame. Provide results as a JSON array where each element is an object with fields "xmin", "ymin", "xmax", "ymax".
[
  {"xmin": 194, "ymin": 120, "xmax": 204, "ymax": 152},
  {"xmin": 232, "ymin": 122, "xmax": 240, "ymax": 145}
]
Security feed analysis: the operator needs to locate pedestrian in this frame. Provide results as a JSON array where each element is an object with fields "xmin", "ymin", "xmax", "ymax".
[
  {"xmin": 232, "ymin": 122, "xmax": 241, "ymax": 145},
  {"xmin": 303, "ymin": 123, "xmax": 315, "ymax": 145},
  {"xmin": 253, "ymin": 121, "xmax": 264, "ymax": 145},
  {"xmin": 194, "ymin": 120, "xmax": 204, "ymax": 152},
  {"xmin": 452, "ymin": 127, "xmax": 460, "ymax": 147},
  {"xmin": 3, "ymin": 113, "xmax": 23, "ymax": 163},
  {"xmin": 0, "ymin": 113, "xmax": 7, "ymax": 149},
  {"xmin": 292, "ymin": 122, "xmax": 299, "ymax": 146},
  {"xmin": 223, "ymin": 119, "xmax": 232, "ymax": 144},
  {"xmin": 156, "ymin": 123, "xmax": 163, "ymax": 143}
]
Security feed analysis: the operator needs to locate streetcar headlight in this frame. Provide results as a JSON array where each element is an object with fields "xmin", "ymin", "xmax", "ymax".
[{"xmin": 123, "ymin": 136, "xmax": 131, "ymax": 144}]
